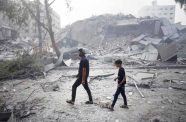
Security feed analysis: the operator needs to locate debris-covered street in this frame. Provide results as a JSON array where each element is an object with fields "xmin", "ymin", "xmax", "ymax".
[
  {"xmin": 1, "ymin": 0, "xmax": 186, "ymax": 122},
  {"xmin": 1, "ymin": 61, "xmax": 186, "ymax": 122}
]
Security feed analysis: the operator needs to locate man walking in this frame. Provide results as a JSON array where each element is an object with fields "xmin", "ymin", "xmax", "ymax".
[{"xmin": 66, "ymin": 48, "xmax": 93, "ymax": 105}]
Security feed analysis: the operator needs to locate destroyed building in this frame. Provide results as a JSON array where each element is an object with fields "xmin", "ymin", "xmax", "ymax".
[
  {"xmin": 0, "ymin": 26, "xmax": 17, "ymax": 41},
  {"xmin": 56, "ymin": 14, "xmax": 186, "ymax": 63},
  {"xmin": 19, "ymin": 1, "xmax": 61, "ymax": 39}
]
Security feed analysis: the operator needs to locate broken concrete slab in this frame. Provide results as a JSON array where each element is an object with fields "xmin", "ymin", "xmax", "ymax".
[
  {"xmin": 44, "ymin": 63, "xmax": 55, "ymax": 72},
  {"xmin": 161, "ymin": 25, "xmax": 177, "ymax": 36},
  {"xmin": 169, "ymin": 33, "xmax": 179, "ymax": 40},
  {"xmin": 133, "ymin": 72, "xmax": 155, "ymax": 81},
  {"xmin": 44, "ymin": 52, "xmax": 65, "ymax": 73},
  {"xmin": 158, "ymin": 42, "xmax": 177, "ymax": 62},
  {"xmin": 139, "ymin": 40, "xmax": 150, "ymax": 45},
  {"xmin": 63, "ymin": 59, "xmax": 72, "ymax": 67},
  {"xmin": 132, "ymin": 34, "xmax": 146, "ymax": 42},
  {"xmin": 103, "ymin": 56, "xmax": 113, "ymax": 63},
  {"xmin": 130, "ymin": 43, "xmax": 145, "ymax": 51},
  {"xmin": 174, "ymin": 23, "xmax": 186, "ymax": 31},
  {"xmin": 143, "ymin": 37, "xmax": 162, "ymax": 45},
  {"xmin": 141, "ymin": 44, "xmax": 158, "ymax": 61}
]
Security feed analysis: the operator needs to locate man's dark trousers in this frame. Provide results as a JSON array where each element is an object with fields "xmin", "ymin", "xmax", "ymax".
[
  {"xmin": 111, "ymin": 86, "xmax": 127, "ymax": 107},
  {"xmin": 72, "ymin": 78, "xmax": 93, "ymax": 102}
]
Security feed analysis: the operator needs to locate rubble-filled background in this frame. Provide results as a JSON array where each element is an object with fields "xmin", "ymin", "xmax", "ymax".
[{"xmin": 0, "ymin": 0, "xmax": 186, "ymax": 122}]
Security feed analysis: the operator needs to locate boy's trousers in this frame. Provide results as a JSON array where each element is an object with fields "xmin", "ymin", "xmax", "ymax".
[{"xmin": 111, "ymin": 86, "xmax": 127, "ymax": 107}]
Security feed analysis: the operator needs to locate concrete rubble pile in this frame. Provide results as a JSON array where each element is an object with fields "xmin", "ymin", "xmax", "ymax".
[
  {"xmin": 0, "ymin": 39, "xmax": 32, "ymax": 61},
  {"xmin": 127, "ymin": 18, "xmax": 186, "ymax": 64},
  {"xmin": 56, "ymin": 14, "xmax": 186, "ymax": 66}
]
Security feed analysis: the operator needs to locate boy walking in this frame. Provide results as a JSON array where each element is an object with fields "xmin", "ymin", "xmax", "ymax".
[{"xmin": 109, "ymin": 59, "xmax": 128, "ymax": 111}]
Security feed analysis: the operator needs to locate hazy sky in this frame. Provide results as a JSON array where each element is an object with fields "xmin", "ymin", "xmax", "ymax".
[{"xmin": 50, "ymin": 0, "xmax": 186, "ymax": 27}]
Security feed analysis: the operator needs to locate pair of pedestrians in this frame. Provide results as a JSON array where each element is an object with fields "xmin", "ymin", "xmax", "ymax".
[{"xmin": 66, "ymin": 49, "xmax": 128, "ymax": 111}]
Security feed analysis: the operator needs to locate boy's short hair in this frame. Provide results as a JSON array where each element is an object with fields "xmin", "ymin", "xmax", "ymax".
[{"xmin": 115, "ymin": 59, "xmax": 122, "ymax": 65}]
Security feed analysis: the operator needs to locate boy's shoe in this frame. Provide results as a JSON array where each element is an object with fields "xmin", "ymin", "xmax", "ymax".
[
  {"xmin": 108, "ymin": 106, "xmax": 114, "ymax": 111},
  {"xmin": 85, "ymin": 101, "xmax": 93, "ymax": 104},
  {"xmin": 66, "ymin": 100, "xmax": 74, "ymax": 105},
  {"xmin": 120, "ymin": 105, "xmax": 129, "ymax": 109}
]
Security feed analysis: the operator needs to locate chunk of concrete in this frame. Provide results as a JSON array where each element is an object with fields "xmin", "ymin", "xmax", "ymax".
[{"xmin": 132, "ymin": 34, "xmax": 146, "ymax": 42}]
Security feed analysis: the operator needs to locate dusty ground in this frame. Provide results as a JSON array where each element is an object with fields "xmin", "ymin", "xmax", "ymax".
[{"xmin": 0, "ymin": 62, "xmax": 186, "ymax": 122}]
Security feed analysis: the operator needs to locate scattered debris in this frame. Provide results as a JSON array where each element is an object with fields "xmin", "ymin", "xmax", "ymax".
[
  {"xmin": 128, "ymin": 92, "xmax": 133, "ymax": 96},
  {"xmin": 128, "ymin": 83, "xmax": 152, "ymax": 89},
  {"xmin": 132, "ymin": 34, "xmax": 146, "ymax": 42},
  {"xmin": 178, "ymin": 101, "xmax": 185, "ymax": 105},
  {"xmin": 89, "ymin": 73, "xmax": 115, "ymax": 82},
  {"xmin": 170, "ymin": 86, "xmax": 186, "ymax": 91},
  {"xmin": 128, "ymin": 75, "xmax": 145, "ymax": 98},
  {"xmin": 134, "ymin": 72, "xmax": 155, "ymax": 80},
  {"xmin": 40, "ymin": 81, "xmax": 60, "ymax": 92},
  {"xmin": 52, "ymin": 85, "xmax": 60, "ymax": 91},
  {"xmin": 0, "ymin": 87, "xmax": 8, "ymax": 92},
  {"xmin": 13, "ymin": 97, "xmax": 45, "ymax": 120},
  {"xmin": 99, "ymin": 100, "xmax": 111, "ymax": 108}
]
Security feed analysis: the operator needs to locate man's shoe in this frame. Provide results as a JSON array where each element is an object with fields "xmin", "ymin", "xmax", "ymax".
[
  {"xmin": 120, "ymin": 105, "xmax": 129, "ymax": 109},
  {"xmin": 108, "ymin": 106, "xmax": 114, "ymax": 111},
  {"xmin": 85, "ymin": 101, "xmax": 93, "ymax": 104},
  {"xmin": 66, "ymin": 100, "xmax": 74, "ymax": 105}
]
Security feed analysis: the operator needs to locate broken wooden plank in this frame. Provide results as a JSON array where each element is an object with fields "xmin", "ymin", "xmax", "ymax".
[
  {"xmin": 170, "ymin": 86, "xmax": 186, "ymax": 91},
  {"xmin": 128, "ymin": 75, "xmax": 145, "ymax": 98},
  {"xmin": 89, "ymin": 73, "xmax": 115, "ymax": 82},
  {"xmin": 24, "ymin": 89, "xmax": 38, "ymax": 103},
  {"xmin": 13, "ymin": 81, "xmax": 26, "ymax": 87}
]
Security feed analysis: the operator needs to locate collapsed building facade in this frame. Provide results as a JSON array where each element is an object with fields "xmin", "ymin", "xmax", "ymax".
[{"xmin": 56, "ymin": 14, "xmax": 186, "ymax": 64}]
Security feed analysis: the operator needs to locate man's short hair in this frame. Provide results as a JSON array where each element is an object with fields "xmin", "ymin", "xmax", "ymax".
[
  {"xmin": 115, "ymin": 59, "xmax": 122, "ymax": 65},
  {"xmin": 78, "ymin": 48, "xmax": 85, "ymax": 54}
]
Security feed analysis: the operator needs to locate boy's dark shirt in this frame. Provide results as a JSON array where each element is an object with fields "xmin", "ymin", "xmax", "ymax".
[
  {"xmin": 118, "ymin": 67, "xmax": 126, "ymax": 86},
  {"xmin": 78, "ymin": 57, "xmax": 89, "ymax": 80}
]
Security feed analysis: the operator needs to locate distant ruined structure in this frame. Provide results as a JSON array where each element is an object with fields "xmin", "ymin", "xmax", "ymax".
[
  {"xmin": 138, "ymin": 0, "xmax": 175, "ymax": 23},
  {"xmin": 0, "ymin": 1, "xmax": 61, "ymax": 41}
]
